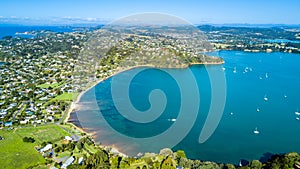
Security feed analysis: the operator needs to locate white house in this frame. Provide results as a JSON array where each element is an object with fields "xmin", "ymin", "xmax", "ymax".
[
  {"xmin": 61, "ymin": 156, "xmax": 74, "ymax": 169},
  {"xmin": 64, "ymin": 136, "xmax": 72, "ymax": 141},
  {"xmin": 40, "ymin": 144, "xmax": 52, "ymax": 152}
]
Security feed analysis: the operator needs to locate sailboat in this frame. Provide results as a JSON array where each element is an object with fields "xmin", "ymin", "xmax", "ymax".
[
  {"xmin": 233, "ymin": 67, "xmax": 237, "ymax": 73},
  {"xmin": 168, "ymin": 118, "xmax": 177, "ymax": 122},
  {"xmin": 295, "ymin": 109, "xmax": 300, "ymax": 116},
  {"xmin": 253, "ymin": 127, "xmax": 260, "ymax": 134},
  {"xmin": 243, "ymin": 67, "xmax": 249, "ymax": 74},
  {"xmin": 264, "ymin": 95, "xmax": 268, "ymax": 101}
]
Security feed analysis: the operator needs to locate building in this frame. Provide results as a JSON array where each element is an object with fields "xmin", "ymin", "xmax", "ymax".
[
  {"xmin": 64, "ymin": 136, "xmax": 72, "ymax": 141},
  {"xmin": 61, "ymin": 156, "xmax": 74, "ymax": 169},
  {"xmin": 40, "ymin": 144, "xmax": 52, "ymax": 152},
  {"xmin": 4, "ymin": 121, "xmax": 12, "ymax": 127}
]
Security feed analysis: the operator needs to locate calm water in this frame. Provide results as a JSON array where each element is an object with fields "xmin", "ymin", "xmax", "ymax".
[
  {"xmin": 0, "ymin": 24, "xmax": 82, "ymax": 39},
  {"xmin": 74, "ymin": 50, "xmax": 300, "ymax": 164}
]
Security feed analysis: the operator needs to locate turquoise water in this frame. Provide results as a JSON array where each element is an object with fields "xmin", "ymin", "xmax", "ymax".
[{"xmin": 75, "ymin": 50, "xmax": 300, "ymax": 164}]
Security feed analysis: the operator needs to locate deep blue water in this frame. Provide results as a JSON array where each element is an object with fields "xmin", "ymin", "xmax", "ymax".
[
  {"xmin": 0, "ymin": 24, "xmax": 80, "ymax": 39},
  {"xmin": 75, "ymin": 50, "xmax": 300, "ymax": 164}
]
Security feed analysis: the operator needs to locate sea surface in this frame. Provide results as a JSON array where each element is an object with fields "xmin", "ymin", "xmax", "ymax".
[
  {"xmin": 73, "ymin": 50, "xmax": 300, "ymax": 164},
  {"xmin": 0, "ymin": 24, "xmax": 86, "ymax": 39}
]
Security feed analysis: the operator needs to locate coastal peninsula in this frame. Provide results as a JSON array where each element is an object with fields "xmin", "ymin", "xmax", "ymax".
[{"xmin": 1, "ymin": 25, "xmax": 299, "ymax": 169}]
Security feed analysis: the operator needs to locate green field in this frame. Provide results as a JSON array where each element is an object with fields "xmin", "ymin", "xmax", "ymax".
[
  {"xmin": 37, "ymin": 83, "xmax": 61, "ymax": 89},
  {"xmin": 51, "ymin": 92, "xmax": 78, "ymax": 101},
  {"xmin": 0, "ymin": 124, "xmax": 70, "ymax": 169}
]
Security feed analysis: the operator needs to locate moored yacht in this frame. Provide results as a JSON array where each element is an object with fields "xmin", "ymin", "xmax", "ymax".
[
  {"xmin": 233, "ymin": 67, "xmax": 237, "ymax": 73},
  {"xmin": 264, "ymin": 95, "xmax": 268, "ymax": 101},
  {"xmin": 253, "ymin": 127, "xmax": 260, "ymax": 134}
]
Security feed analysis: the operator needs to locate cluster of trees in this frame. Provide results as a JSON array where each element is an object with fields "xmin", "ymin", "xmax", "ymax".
[
  {"xmin": 23, "ymin": 136, "xmax": 35, "ymax": 143},
  {"xmin": 64, "ymin": 147, "xmax": 300, "ymax": 169}
]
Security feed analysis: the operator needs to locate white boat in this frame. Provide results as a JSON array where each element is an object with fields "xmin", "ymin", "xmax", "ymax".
[
  {"xmin": 256, "ymin": 107, "xmax": 260, "ymax": 112},
  {"xmin": 243, "ymin": 67, "xmax": 249, "ymax": 74},
  {"xmin": 284, "ymin": 95, "xmax": 287, "ymax": 98},
  {"xmin": 295, "ymin": 109, "xmax": 300, "ymax": 116},
  {"xmin": 265, "ymin": 73, "xmax": 268, "ymax": 78},
  {"xmin": 296, "ymin": 117, "xmax": 300, "ymax": 121},
  {"xmin": 259, "ymin": 76, "xmax": 263, "ymax": 80},
  {"xmin": 264, "ymin": 95, "xmax": 268, "ymax": 101},
  {"xmin": 222, "ymin": 67, "xmax": 226, "ymax": 71},
  {"xmin": 253, "ymin": 127, "xmax": 260, "ymax": 134},
  {"xmin": 230, "ymin": 112, "xmax": 234, "ymax": 115},
  {"xmin": 168, "ymin": 118, "xmax": 176, "ymax": 122},
  {"xmin": 233, "ymin": 67, "xmax": 237, "ymax": 73}
]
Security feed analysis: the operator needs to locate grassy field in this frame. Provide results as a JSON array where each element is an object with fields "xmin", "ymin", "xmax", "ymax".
[
  {"xmin": 51, "ymin": 92, "xmax": 78, "ymax": 101},
  {"xmin": 37, "ymin": 82, "xmax": 61, "ymax": 89},
  {"xmin": 0, "ymin": 124, "xmax": 70, "ymax": 169}
]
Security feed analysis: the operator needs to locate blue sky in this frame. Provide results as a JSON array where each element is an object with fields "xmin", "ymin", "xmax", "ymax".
[{"xmin": 0, "ymin": 0, "xmax": 300, "ymax": 24}]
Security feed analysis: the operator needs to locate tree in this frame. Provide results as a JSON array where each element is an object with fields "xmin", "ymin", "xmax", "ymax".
[
  {"xmin": 23, "ymin": 137, "xmax": 35, "ymax": 143},
  {"xmin": 85, "ymin": 150, "xmax": 110, "ymax": 169},
  {"xmin": 248, "ymin": 160, "xmax": 262, "ymax": 169},
  {"xmin": 54, "ymin": 147, "xmax": 61, "ymax": 153},
  {"xmin": 76, "ymin": 141, "xmax": 84, "ymax": 151},
  {"xmin": 160, "ymin": 156, "xmax": 176, "ymax": 169},
  {"xmin": 28, "ymin": 91, "xmax": 34, "ymax": 98},
  {"xmin": 159, "ymin": 148, "xmax": 174, "ymax": 157}
]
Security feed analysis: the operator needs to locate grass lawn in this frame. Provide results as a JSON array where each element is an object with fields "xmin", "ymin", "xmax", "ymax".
[
  {"xmin": 15, "ymin": 124, "xmax": 71, "ymax": 144},
  {"xmin": 37, "ymin": 82, "xmax": 61, "ymax": 89},
  {"xmin": 0, "ymin": 130, "xmax": 45, "ymax": 169},
  {"xmin": 0, "ymin": 124, "xmax": 70, "ymax": 169},
  {"xmin": 51, "ymin": 92, "xmax": 78, "ymax": 101}
]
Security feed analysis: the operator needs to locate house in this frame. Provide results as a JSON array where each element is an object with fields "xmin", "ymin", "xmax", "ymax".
[
  {"xmin": 61, "ymin": 156, "xmax": 74, "ymax": 169},
  {"xmin": 78, "ymin": 157, "xmax": 84, "ymax": 164},
  {"xmin": 20, "ymin": 120, "xmax": 28, "ymax": 124},
  {"xmin": 71, "ymin": 134, "xmax": 81, "ymax": 142},
  {"xmin": 64, "ymin": 136, "xmax": 72, "ymax": 141},
  {"xmin": 4, "ymin": 121, "xmax": 12, "ymax": 127},
  {"xmin": 40, "ymin": 144, "xmax": 52, "ymax": 152}
]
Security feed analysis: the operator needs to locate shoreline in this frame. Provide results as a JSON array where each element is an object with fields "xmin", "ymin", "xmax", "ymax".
[
  {"xmin": 65, "ymin": 61, "xmax": 224, "ymax": 122},
  {"xmin": 64, "ymin": 62, "xmax": 224, "ymax": 157}
]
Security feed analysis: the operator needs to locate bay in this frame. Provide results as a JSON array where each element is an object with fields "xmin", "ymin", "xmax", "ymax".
[{"xmin": 74, "ymin": 50, "xmax": 300, "ymax": 164}]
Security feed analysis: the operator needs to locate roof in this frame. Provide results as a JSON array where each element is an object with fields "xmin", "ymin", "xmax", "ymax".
[
  {"xmin": 40, "ymin": 144, "xmax": 52, "ymax": 152},
  {"xmin": 65, "ymin": 136, "xmax": 72, "ymax": 141},
  {"xmin": 61, "ymin": 156, "xmax": 74, "ymax": 169},
  {"xmin": 71, "ymin": 134, "xmax": 80, "ymax": 142},
  {"xmin": 4, "ymin": 121, "xmax": 12, "ymax": 126},
  {"xmin": 78, "ymin": 157, "xmax": 84, "ymax": 164}
]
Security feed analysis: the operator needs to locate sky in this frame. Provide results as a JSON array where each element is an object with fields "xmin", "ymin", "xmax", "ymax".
[{"xmin": 0, "ymin": 0, "xmax": 300, "ymax": 24}]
